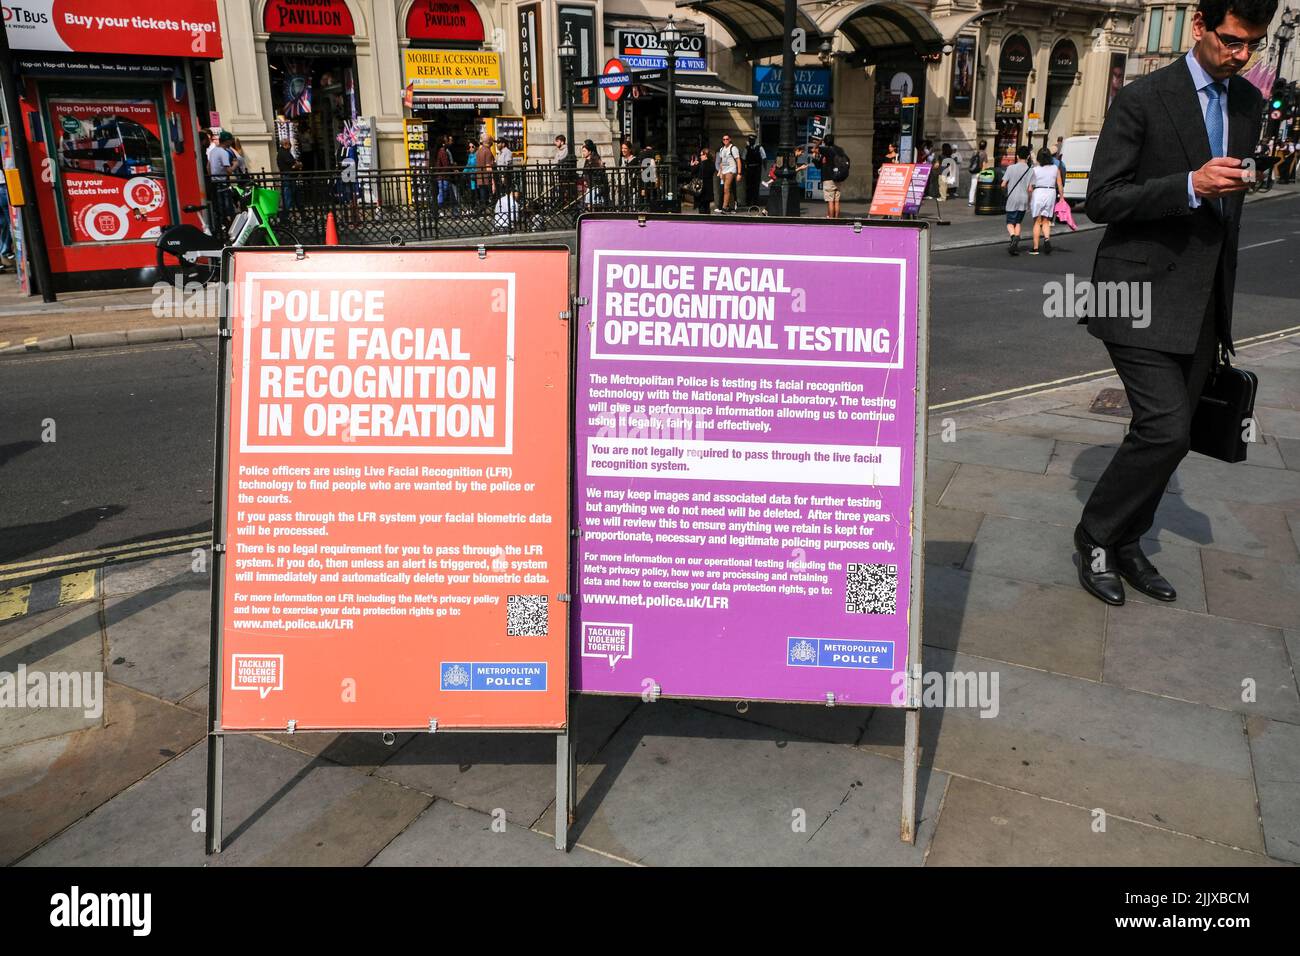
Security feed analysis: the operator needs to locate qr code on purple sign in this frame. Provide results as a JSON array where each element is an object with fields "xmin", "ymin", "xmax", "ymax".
[
  {"xmin": 506, "ymin": 594, "xmax": 548, "ymax": 636},
  {"xmin": 845, "ymin": 563, "xmax": 897, "ymax": 615}
]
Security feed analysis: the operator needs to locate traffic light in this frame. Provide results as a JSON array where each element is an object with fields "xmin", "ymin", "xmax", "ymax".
[{"xmin": 1269, "ymin": 79, "xmax": 1285, "ymax": 111}]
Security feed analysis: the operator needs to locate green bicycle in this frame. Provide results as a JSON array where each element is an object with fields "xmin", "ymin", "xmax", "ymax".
[{"xmin": 155, "ymin": 182, "xmax": 300, "ymax": 286}]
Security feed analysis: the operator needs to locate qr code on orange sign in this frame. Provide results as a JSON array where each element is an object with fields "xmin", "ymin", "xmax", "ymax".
[
  {"xmin": 845, "ymin": 563, "xmax": 897, "ymax": 615},
  {"xmin": 507, "ymin": 594, "xmax": 548, "ymax": 636}
]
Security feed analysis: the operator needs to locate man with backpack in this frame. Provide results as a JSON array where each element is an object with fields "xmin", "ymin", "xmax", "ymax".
[{"xmin": 816, "ymin": 135, "xmax": 849, "ymax": 219}]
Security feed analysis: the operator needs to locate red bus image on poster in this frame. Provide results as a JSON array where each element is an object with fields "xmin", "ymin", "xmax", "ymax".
[{"xmin": 48, "ymin": 99, "xmax": 173, "ymax": 243}]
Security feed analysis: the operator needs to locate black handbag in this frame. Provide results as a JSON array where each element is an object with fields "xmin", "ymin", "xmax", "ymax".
[{"xmin": 1190, "ymin": 346, "xmax": 1258, "ymax": 463}]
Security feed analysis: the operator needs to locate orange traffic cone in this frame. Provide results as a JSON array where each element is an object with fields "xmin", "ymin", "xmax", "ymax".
[{"xmin": 324, "ymin": 211, "xmax": 339, "ymax": 246}]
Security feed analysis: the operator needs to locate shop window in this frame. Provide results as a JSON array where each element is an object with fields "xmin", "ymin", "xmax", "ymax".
[{"xmin": 1147, "ymin": 8, "xmax": 1165, "ymax": 53}]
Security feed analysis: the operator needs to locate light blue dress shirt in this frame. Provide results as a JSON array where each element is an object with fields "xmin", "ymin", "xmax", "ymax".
[{"xmin": 1185, "ymin": 50, "xmax": 1230, "ymax": 208}]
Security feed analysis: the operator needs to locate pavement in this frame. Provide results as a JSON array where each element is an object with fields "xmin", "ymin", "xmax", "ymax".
[
  {"xmin": 2, "ymin": 332, "xmax": 1297, "ymax": 866},
  {"xmin": 2, "ymin": 182, "xmax": 1291, "ymax": 356}
]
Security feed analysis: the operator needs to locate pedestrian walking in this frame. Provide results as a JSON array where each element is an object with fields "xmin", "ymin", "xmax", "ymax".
[
  {"xmin": 1027, "ymin": 147, "xmax": 1063, "ymax": 254},
  {"xmin": 475, "ymin": 136, "xmax": 495, "ymax": 206},
  {"xmin": 741, "ymin": 134, "xmax": 765, "ymax": 206},
  {"xmin": 968, "ymin": 139, "xmax": 988, "ymax": 204},
  {"xmin": 715, "ymin": 133, "xmax": 740, "ymax": 211},
  {"xmin": 815, "ymin": 135, "xmax": 848, "ymax": 219},
  {"xmin": 1074, "ymin": 0, "xmax": 1273, "ymax": 607},
  {"xmin": 276, "ymin": 137, "xmax": 301, "ymax": 210},
  {"xmin": 1000, "ymin": 145, "xmax": 1033, "ymax": 255},
  {"xmin": 939, "ymin": 143, "xmax": 959, "ymax": 201},
  {"xmin": 581, "ymin": 139, "xmax": 607, "ymax": 208},
  {"xmin": 689, "ymin": 146, "xmax": 712, "ymax": 213}
]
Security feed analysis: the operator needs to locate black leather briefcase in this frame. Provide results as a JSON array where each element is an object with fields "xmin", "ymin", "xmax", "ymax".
[{"xmin": 1190, "ymin": 348, "xmax": 1258, "ymax": 463}]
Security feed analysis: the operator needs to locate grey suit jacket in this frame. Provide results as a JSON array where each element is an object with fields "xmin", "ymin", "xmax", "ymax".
[{"xmin": 1084, "ymin": 56, "xmax": 1262, "ymax": 354}]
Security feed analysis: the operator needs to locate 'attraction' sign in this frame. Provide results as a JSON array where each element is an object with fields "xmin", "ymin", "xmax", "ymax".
[
  {"xmin": 573, "ymin": 217, "xmax": 926, "ymax": 706},
  {"xmin": 215, "ymin": 248, "xmax": 570, "ymax": 731}
]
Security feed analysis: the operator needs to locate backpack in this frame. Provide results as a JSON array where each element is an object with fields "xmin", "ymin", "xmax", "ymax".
[
  {"xmin": 968, "ymin": 152, "xmax": 982, "ymax": 174},
  {"xmin": 826, "ymin": 146, "xmax": 850, "ymax": 182}
]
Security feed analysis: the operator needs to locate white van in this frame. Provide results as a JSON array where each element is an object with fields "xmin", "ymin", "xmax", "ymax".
[{"xmin": 1060, "ymin": 135, "xmax": 1098, "ymax": 205}]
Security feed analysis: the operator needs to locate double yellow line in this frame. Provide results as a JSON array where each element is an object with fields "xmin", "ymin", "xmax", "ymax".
[{"xmin": 0, "ymin": 531, "xmax": 212, "ymax": 585}]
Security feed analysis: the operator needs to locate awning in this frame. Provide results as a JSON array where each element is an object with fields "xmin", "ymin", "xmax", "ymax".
[
  {"xmin": 675, "ymin": 0, "xmax": 824, "ymax": 58},
  {"xmin": 641, "ymin": 74, "xmax": 758, "ymax": 108},
  {"xmin": 412, "ymin": 92, "xmax": 505, "ymax": 111}
]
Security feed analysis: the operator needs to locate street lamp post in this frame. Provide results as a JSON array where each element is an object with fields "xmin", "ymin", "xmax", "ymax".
[
  {"xmin": 661, "ymin": 16, "xmax": 681, "ymax": 212},
  {"xmin": 558, "ymin": 26, "xmax": 577, "ymax": 170},
  {"xmin": 767, "ymin": 0, "xmax": 801, "ymax": 217}
]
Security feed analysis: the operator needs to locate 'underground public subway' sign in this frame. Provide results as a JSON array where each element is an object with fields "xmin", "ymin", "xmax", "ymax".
[
  {"xmin": 573, "ymin": 217, "xmax": 926, "ymax": 706},
  {"xmin": 214, "ymin": 249, "xmax": 570, "ymax": 730}
]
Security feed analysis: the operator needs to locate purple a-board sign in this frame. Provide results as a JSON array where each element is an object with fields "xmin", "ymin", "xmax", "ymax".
[{"xmin": 572, "ymin": 216, "xmax": 928, "ymax": 707}]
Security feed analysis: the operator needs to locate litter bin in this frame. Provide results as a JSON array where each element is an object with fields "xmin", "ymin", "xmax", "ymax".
[{"xmin": 974, "ymin": 169, "xmax": 1004, "ymax": 215}]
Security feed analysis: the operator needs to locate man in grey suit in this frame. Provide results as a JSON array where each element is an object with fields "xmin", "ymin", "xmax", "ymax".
[{"xmin": 1075, "ymin": 0, "xmax": 1274, "ymax": 606}]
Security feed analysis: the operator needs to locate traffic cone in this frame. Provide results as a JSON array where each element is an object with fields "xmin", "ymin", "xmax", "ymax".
[{"xmin": 324, "ymin": 211, "xmax": 339, "ymax": 246}]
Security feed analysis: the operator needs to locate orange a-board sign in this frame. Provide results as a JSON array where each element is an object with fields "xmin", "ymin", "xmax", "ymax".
[
  {"xmin": 213, "ymin": 248, "xmax": 570, "ymax": 731},
  {"xmin": 869, "ymin": 162, "xmax": 915, "ymax": 217}
]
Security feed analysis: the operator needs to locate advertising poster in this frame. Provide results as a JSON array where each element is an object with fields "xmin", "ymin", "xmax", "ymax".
[
  {"xmin": 573, "ymin": 218, "xmax": 925, "ymax": 706},
  {"xmin": 869, "ymin": 162, "xmax": 914, "ymax": 217},
  {"xmin": 3, "ymin": 0, "xmax": 222, "ymax": 58},
  {"xmin": 216, "ymin": 249, "xmax": 570, "ymax": 730},
  {"xmin": 49, "ymin": 98, "xmax": 173, "ymax": 243},
  {"xmin": 949, "ymin": 36, "xmax": 975, "ymax": 115},
  {"xmin": 903, "ymin": 162, "xmax": 932, "ymax": 216}
]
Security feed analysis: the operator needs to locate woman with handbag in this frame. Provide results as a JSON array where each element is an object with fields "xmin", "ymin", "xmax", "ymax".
[{"xmin": 689, "ymin": 147, "xmax": 712, "ymax": 214}]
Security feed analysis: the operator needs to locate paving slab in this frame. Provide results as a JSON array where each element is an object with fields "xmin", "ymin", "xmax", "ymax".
[
  {"xmin": 0, "ymin": 682, "xmax": 204, "ymax": 866},
  {"xmin": 374, "ymin": 694, "xmax": 637, "ymax": 827},
  {"xmin": 1145, "ymin": 494, "xmax": 1300, "ymax": 565},
  {"xmin": 177, "ymin": 685, "xmax": 207, "ymax": 715},
  {"xmin": 1202, "ymin": 550, "xmax": 1300, "ymax": 630},
  {"xmin": 923, "ymin": 506, "xmax": 984, "ymax": 569},
  {"xmin": 985, "ymin": 411, "xmax": 1128, "ymax": 445},
  {"xmin": 1256, "ymin": 406, "xmax": 1300, "ymax": 439},
  {"xmin": 923, "ymin": 565, "xmax": 1106, "ymax": 679},
  {"xmin": 1251, "ymin": 367, "xmax": 1300, "ymax": 410},
  {"xmin": 1278, "ymin": 436, "xmax": 1300, "ymax": 470},
  {"xmin": 927, "ymin": 429, "xmax": 1054, "ymax": 474},
  {"xmin": 104, "ymin": 583, "xmax": 209, "ymax": 703},
  {"xmin": 0, "ymin": 601, "xmax": 104, "ymax": 749},
  {"xmin": 938, "ymin": 462, "xmax": 1095, "ymax": 528},
  {"xmin": 20, "ymin": 733, "xmax": 430, "ymax": 866},
  {"xmin": 1247, "ymin": 716, "xmax": 1300, "ymax": 864},
  {"xmin": 963, "ymin": 514, "xmax": 1208, "ymax": 614},
  {"xmin": 1168, "ymin": 454, "xmax": 1300, "ymax": 506},
  {"xmin": 569, "ymin": 700, "xmax": 945, "ymax": 865},
  {"xmin": 102, "ymin": 551, "xmax": 210, "ymax": 597},
  {"xmin": 1287, "ymin": 630, "xmax": 1300, "ymax": 699},
  {"xmin": 1103, "ymin": 602, "xmax": 1300, "ymax": 723},
  {"xmin": 860, "ymin": 648, "xmax": 1263, "ymax": 851},
  {"xmin": 0, "ymin": 602, "xmax": 86, "ymax": 649},
  {"xmin": 926, "ymin": 776, "xmax": 1277, "ymax": 866},
  {"xmin": 370, "ymin": 799, "xmax": 629, "ymax": 866}
]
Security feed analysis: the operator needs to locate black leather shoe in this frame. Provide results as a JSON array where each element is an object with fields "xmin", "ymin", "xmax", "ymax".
[
  {"xmin": 1115, "ymin": 544, "xmax": 1177, "ymax": 601},
  {"xmin": 1074, "ymin": 524, "xmax": 1125, "ymax": 606}
]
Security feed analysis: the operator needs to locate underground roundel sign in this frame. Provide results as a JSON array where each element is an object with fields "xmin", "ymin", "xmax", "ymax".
[{"xmin": 603, "ymin": 58, "xmax": 628, "ymax": 102}]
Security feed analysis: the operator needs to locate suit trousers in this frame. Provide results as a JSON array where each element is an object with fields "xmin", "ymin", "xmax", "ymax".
[{"xmin": 1080, "ymin": 293, "xmax": 1219, "ymax": 547}]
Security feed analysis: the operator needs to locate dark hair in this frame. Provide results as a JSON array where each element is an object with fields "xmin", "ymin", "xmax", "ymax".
[
  {"xmin": 1197, "ymin": 0, "xmax": 1279, "ymax": 30},
  {"xmin": 824, "ymin": 134, "xmax": 836, "ymax": 148},
  {"xmin": 555, "ymin": 134, "xmax": 566, "ymax": 144},
  {"xmin": 1017, "ymin": 145, "xmax": 1032, "ymax": 160},
  {"xmin": 978, "ymin": 139, "xmax": 987, "ymax": 149},
  {"xmin": 941, "ymin": 143, "xmax": 952, "ymax": 157},
  {"xmin": 582, "ymin": 139, "xmax": 599, "ymax": 158},
  {"xmin": 1036, "ymin": 147, "xmax": 1054, "ymax": 166}
]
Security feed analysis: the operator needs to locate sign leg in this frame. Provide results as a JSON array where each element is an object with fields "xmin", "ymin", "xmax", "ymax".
[
  {"xmin": 900, "ymin": 707, "xmax": 920, "ymax": 844},
  {"xmin": 555, "ymin": 731, "xmax": 571, "ymax": 851},
  {"xmin": 205, "ymin": 731, "xmax": 224, "ymax": 854}
]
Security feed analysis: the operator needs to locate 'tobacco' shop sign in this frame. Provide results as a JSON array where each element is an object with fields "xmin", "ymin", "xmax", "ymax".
[{"xmin": 2, "ymin": 0, "xmax": 223, "ymax": 58}]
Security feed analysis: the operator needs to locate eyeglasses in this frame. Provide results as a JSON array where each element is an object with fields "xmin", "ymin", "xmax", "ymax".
[{"xmin": 1212, "ymin": 28, "xmax": 1267, "ymax": 54}]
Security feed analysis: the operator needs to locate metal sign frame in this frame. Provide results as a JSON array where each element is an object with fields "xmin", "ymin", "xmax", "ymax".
[
  {"xmin": 567, "ymin": 214, "xmax": 930, "ymax": 843},
  {"xmin": 206, "ymin": 245, "xmax": 575, "ymax": 854}
]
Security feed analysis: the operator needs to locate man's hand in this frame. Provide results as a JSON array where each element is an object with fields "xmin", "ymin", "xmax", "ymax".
[{"xmin": 1192, "ymin": 156, "xmax": 1251, "ymax": 199}]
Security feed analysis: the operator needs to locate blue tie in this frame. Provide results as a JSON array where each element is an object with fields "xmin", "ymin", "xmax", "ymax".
[{"xmin": 1205, "ymin": 81, "xmax": 1225, "ymax": 158}]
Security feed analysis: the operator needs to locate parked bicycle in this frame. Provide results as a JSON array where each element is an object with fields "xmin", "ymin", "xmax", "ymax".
[{"xmin": 155, "ymin": 182, "xmax": 299, "ymax": 286}]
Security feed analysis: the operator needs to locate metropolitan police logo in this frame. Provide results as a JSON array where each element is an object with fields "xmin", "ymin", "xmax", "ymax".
[
  {"xmin": 442, "ymin": 663, "xmax": 470, "ymax": 688},
  {"xmin": 790, "ymin": 639, "xmax": 817, "ymax": 664}
]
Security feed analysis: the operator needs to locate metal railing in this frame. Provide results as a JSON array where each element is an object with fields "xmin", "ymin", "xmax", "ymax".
[{"xmin": 211, "ymin": 162, "xmax": 666, "ymax": 245}]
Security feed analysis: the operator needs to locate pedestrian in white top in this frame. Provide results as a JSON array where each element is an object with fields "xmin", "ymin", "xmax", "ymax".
[
  {"xmin": 1027, "ymin": 146, "xmax": 1064, "ymax": 255},
  {"xmin": 715, "ymin": 133, "xmax": 740, "ymax": 211}
]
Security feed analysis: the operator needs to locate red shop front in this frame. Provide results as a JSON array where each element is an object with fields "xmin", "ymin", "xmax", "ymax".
[{"xmin": 3, "ymin": 1, "xmax": 223, "ymax": 291}]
